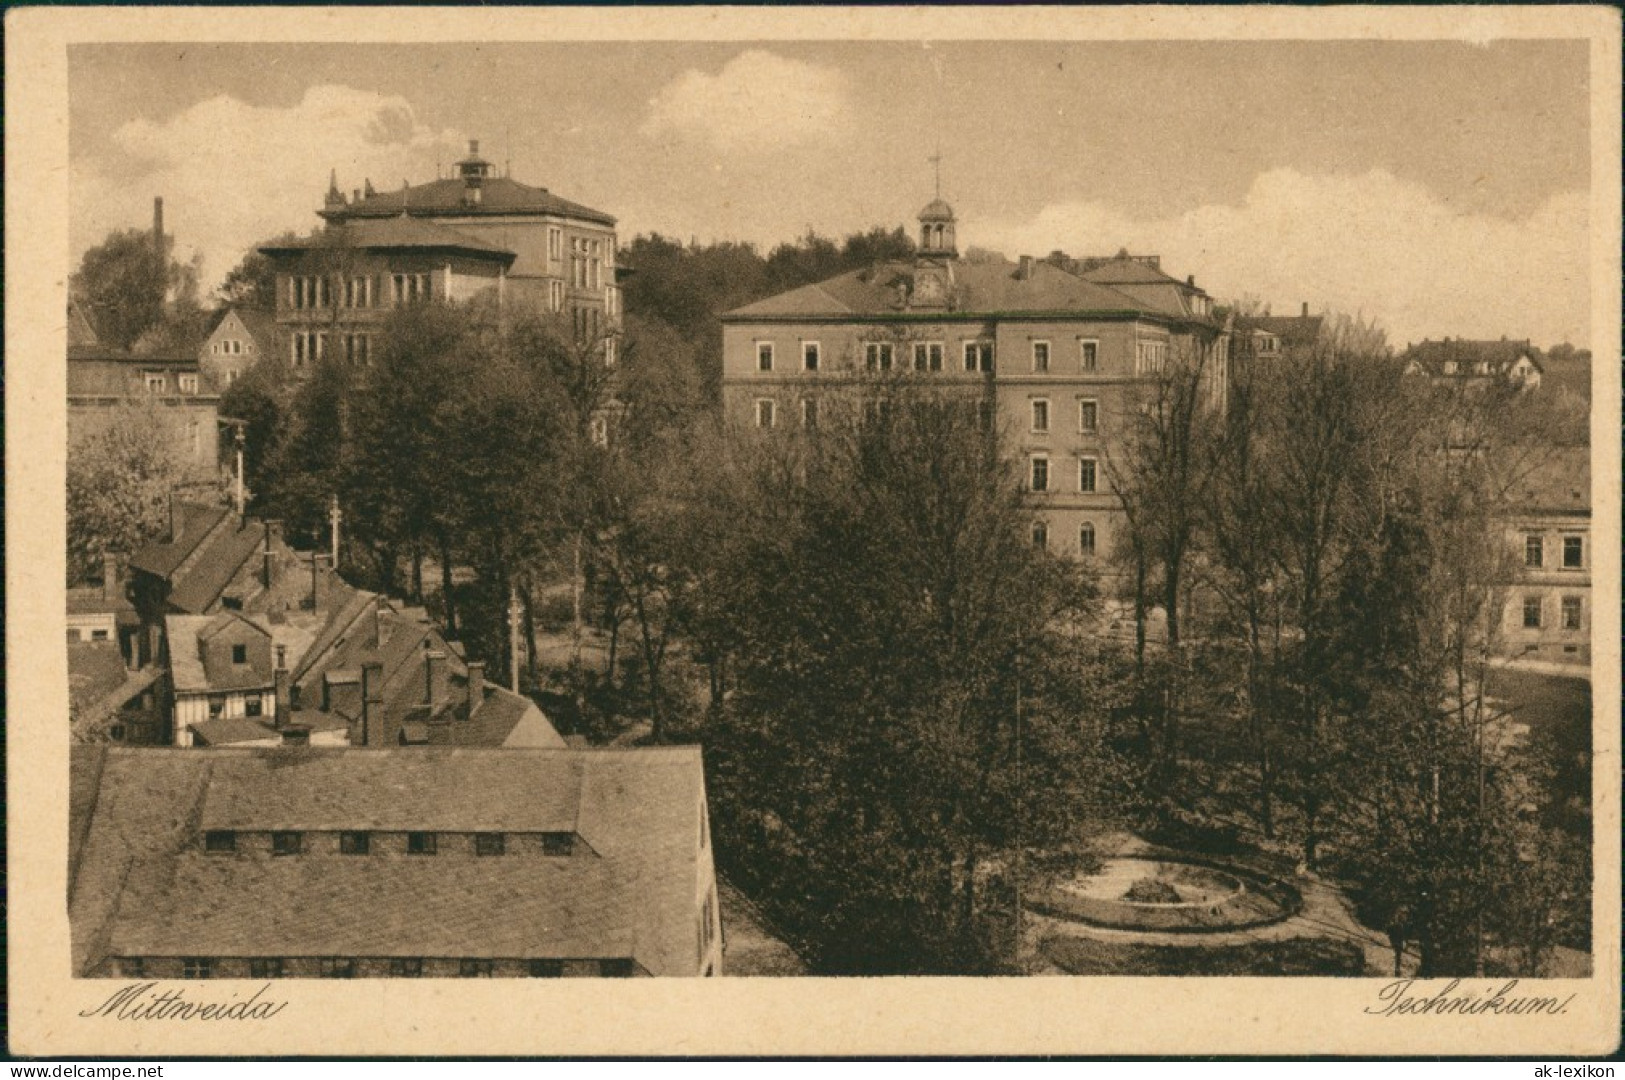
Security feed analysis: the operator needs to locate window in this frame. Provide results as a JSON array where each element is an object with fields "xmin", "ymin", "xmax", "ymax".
[
  {"xmin": 343, "ymin": 333, "xmax": 372, "ymax": 366},
  {"xmin": 207, "ymin": 694, "xmax": 226, "ymax": 719},
  {"xmin": 1031, "ymin": 521, "xmax": 1049, "ymax": 549},
  {"xmin": 1078, "ymin": 399, "xmax": 1099, "ymax": 434},
  {"xmin": 343, "ymin": 276, "xmax": 373, "ymax": 308},
  {"xmin": 964, "ymin": 340, "xmax": 994, "ymax": 373},
  {"xmin": 1079, "ymin": 339, "xmax": 1099, "ymax": 372},
  {"xmin": 292, "ymin": 330, "xmax": 324, "ymax": 368},
  {"xmin": 407, "ymin": 832, "xmax": 437, "ymax": 855},
  {"xmin": 599, "ymin": 959, "xmax": 635, "ymax": 978},
  {"xmin": 475, "ymin": 833, "xmax": 506, "ymax": 856},
  {"xmin": 1078, "ymin": 457, "xmax": 1098, "ymax": 493},
  {"xmin": 1029, "ymin": 456, "xmax": 1049, "ymax": 493},
  {"xmin": 603, "ymin": 337, "xmax": 617, "ymax": 367},
  {"xmin": 244, "ymin": 694, "xmax": 263, "ymax": 717},
  {"xmin": 865, "ymin": 342, "xmax": 894, "ymax": 371},
  {"xmin": 121, "ymin": 958, "xmax": 147, "ymax": 979},
  {"xmin": 231, "ymin": 643, "xmax": 247, "ymax": 664},
  {"xmin": 913, "ymin": 342, "xmax": 944, "ymax": 372},
  {"xmin": 755, "ymin": 399, "xmax": 776, "ymax": 429},
  {"xmin": 1031, "ymin": 399, "xmax": 1049, "ymax": 433},
  {"xmin": 178, "ymin": 374, "xmax": 198, "ymax": 394},
  {"xmin": 272, "ymin": 832, "xmax": 303, "ymax": 856},
  {"xmin": 1562, "ymin": 536, "xmax": 1583, "ymax": 569},
  {"xmin": 1522, "ymin": 596, "xmax": 1543, "ymax": 629},
  {"xmin": 392, "ymin": 273, "xmax": 430, "ymax": 305},
  {"xmin": 590, "ymin": 415, "xmax": 610, "ymax": 448},
  {"xmin": 460, "ymin": 959, "xmax": 495, "ymax": 978},
  {"xmin": 1136, "ymin": 340, "xmax": 1169, "ymax": 375},
  {"xmin": 390, "ymin": 958, "xmax": 423, "ymax": 978},
  {"xmin": 527, "ymin": 959, "xmax": 564, "ymax": 978},
  {"xmin": 802, "ymin": 341, "xmax": 820, "ymax": 372},
  {"xmin": 340, "ymin": 831, "xmax": 370, "ymax": 855},
  {"xmin": 183, "ymin": 958, "xmax": 214, "ymax": 979},
  {"xmin": 757, "ymin": 342, "xmax": 774, "ymax": 372},
  {"xmin": 320, "ymin": 958, "xmax": 356, "ymax": 979},
  {"xmin": 801, "ymin": 398, "xmax": 819, "ymax": 428},
  {"xmin": 1561, "ymin": 596, "xmax": 1583, "ymax": 631},
  {"xmin": 550, "ymin": 280, "xmax": 565, "ymax": 313},
  {"xmin": 91, "ymin": 628, "xmax": 110, "ymax": 642},
  {"xmin": 250, "ymin": 958, "xmax": 284, "ymax": 979},
  {"xmin": 541, "ymin": 832, "xmax": 575, "ymax": 856},
  {"xmin": 548, "ymin": 227, "xmax": 563, "ymax": 262},
  {"xmin": 226, "ymin": 370, "xmax": 239, "ymax": 387},
  {"xmin": 145, "ymin": 373, "xmax": 166, "ymax": 394},
  {"xmin": 1032, "ymin": 340, "xmax": 1050, "ymax": 373},
  {"xmin": 204, "ymin": 830, "xmax": 237, "ymax": 853},
  {"xmin": 1443, "ymin": 361, "xmax": 1458, "ymax": 375},
  {"xmin": 1525, "ymin": 534, "xmax": 1544, "ymax": 568},
  {"xmin": 1079, "ymin": 522, "xmax": 1096, "ymax": 555}
]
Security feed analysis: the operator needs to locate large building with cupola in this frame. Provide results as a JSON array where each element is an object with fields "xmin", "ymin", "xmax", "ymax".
[
  {"xmin": 263, "ymin": 140, "xmax": 620, "ymax": 374},
  {"xmin": 719, "ymin": 198, "xmax": 1230, "ymax": 564}
]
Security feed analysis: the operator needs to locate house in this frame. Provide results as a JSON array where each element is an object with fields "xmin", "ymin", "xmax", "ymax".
[
  {"xmin": 68, "ymin": 346, "xmax": 223, "ymax": 477},
  {"xmin": 67, "ymin": 553, "xmax": 140, "ymax": 664},
  {"xmin": 127, "ymin": 502, "xmax": 310, "ymax": 665},
  {"xmin": 720, "ymin": 199, "xmax": 1230, "ymax": 562},
  {"xmin": 281, "ymin": 591, "xmax": 564, "ymax": 751},
  {"xmin": 69, "ymin": 642, "xmax": 165, "ymax": 745},
  {"xmin": 199, "ymin": 307, "xmax": 279, "ymax": 388},
  {"xmin": 1402, "ymin": 337, "xmax": 1543, "ymax": 391},
  {"xmin": 70, "ymin": 744, "xmax": 723, "ymax": 978},
  {"xmin": 1501, "ymin": 448, "xmax": 1590, "ymax": 666},
  {"xmin": 1231, "ymin": 304, "xmax": 1326, "ymax": 362},
  {"xmin": 316, "ymin": 140, "xmax": 620, "ymax": 318}
]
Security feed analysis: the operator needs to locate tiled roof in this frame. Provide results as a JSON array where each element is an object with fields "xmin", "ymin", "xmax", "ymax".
[
  {"xmin": 234, "ymin": 308, "xmax": 279, "ymax": 347},
  {"xmin": 69, "ymin": 642, "xmax": 136, "ymax": 716},
  {"xmin": 167, "ymin": 611, "xmax": 322, "ymax": 695},
  {"xmin": 1402, "ymin": 338, "xmax": 1542, "ymax": 375},
  {"xmin": 167, "ymin": 520, "xmax": 268, "ymax": 614},
  {"xmin": 68, "ymin": 301, "xmax": 101, "ymax": 347},
  {"xmin": 70, "ymin": 745, "xmax": 707, "ymax": 975},
  {"xmin": 128, "ymin": 504, "xmax": 232, "ymax": 578},
  {"xmin": 724, "ymin": 258, "xmax": 1162, "ymax": 320},
  {"xmin": 324, "ymin": 177, "xmax": 615, "ymax": 227},
  {"xmin": 67, "ymin": 587, "xmax": 135, "ymax": 616},
  {"xmin": 261, "ymin": 217, "xmax": 517, "ymax": 262},
  {"xmin": 68, "ymin": 353, "xmax": 221, "ymax": 398},
  {"xmin": 1503, "ymin": 448, "xmax": 1590, "ymax": 516},
  {"xmin": 1237, "ymin": 314, "xmax": 1325, "ymax": 350},
  {"xmin": 191, "ymin": 712, "xmax": 349, "ymax": 747}
]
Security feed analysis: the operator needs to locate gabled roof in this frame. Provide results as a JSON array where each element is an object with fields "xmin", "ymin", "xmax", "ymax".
[
  {"xmin": 1503, "ymin": 448, "xmax": 1590, "ymax": 516},
  {"xmin": 68, "ymin": 300, "xmax": 101, "ymax": 347},
  {"xmin": 128, "ymin": 504, "xmax": 232, "ymax": 579},
  {"xmin": 167, "ymin": 520, "xmax": 269, "ymax": 614},
  {"xmin": 323, "ymin": 176, "xmax": 615, "ymax": 227},
  {"xmin": 724, "ymin": 258, "xmax": 1167, "ymax": 321},
  {"xmin": 70, "ymin": 745, "xmax": 707, "ymax": 975},
  {"xmin": 1236, "ymin": 314, "xmax": 1325, "ymax": 350},
  {"xmin": 259, "ymin": 217, "xmax": 517, "ymax": 263},
  {"xmin": 1402, "ymin": 338, "xmax": 1542, "ymax": 376}
]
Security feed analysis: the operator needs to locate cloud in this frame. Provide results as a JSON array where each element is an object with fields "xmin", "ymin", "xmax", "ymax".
[
  {"xmin": 72, "ymin": 85, "xmax": 466, "ymax": 294},
  {"xmin": 641, "ymin": 50, "xmax": 848, "ymax": 152},
  {"xmin": 977, "ymin": 169, "xmax": 1589, "ymax": 349}
]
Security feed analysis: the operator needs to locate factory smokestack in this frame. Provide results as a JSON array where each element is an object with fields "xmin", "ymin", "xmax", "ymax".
[{"xmin": 153, "ymin": 197, "xmax": 165, "ymax": 256}]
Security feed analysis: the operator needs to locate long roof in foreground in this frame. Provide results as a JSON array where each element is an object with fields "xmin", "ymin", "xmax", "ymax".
[
  {"xmin": 321, "ymin": 176, "xmax": 615, "ymax": 227},
  {"xmin": 69, "ymin": 745, "xmax": 706, "ymax": 976}
]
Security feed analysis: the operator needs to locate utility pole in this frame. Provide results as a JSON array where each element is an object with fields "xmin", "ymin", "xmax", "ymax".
[
  {"xmin": 328, "ymin": 494, "xmax": 342, "ymax": 570},
  {"xmin": 507, "ymin": 587, "xmax": 524, "ymax": 693}
]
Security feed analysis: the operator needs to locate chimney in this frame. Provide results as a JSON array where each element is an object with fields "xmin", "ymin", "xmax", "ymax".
[
  {"xmin": 425, "ymin": 649, "xmax": 448, "ymax": 709},
  {"xmin": 280, "ymin": 725, "xmax": 311, "ymax": 747},
  {"xmin": 169, "ymin": 493, "xmax": 181, "ymax": 543},
  {"xmin": 373, "ymin": 602, "xmax": 386, "ymax": 647},
  {"xmin": 360, "ymin": 661, "xmax": 384, "ymax": 747},
  {"xmin": 1302, "ymin": 301, "xmax": 1310, "ymax": 318},
  {"xmin": 102, "ymin": 553, "xmax": 120, "ymax": 602},
  {"xmin": 1187, "ymin": 275, "xmax": 1195, "ymax": 287},
  {"xmin": 261, "ymin": 519, "xmax": 281, "ymax": 587},
  {"xmin": 153, "ymin": 197, "xmax": 165, "ymax": 256},
  {"xmin": 466, "ymin": 661, "xmax": 485, "ymax": 719},
  {"xmin": 1017, "ymin": 255, "xmax": 1033, "ymax": 280},
  {"xmin": 274, "ymin": 647, "xmax": 291, "ymax": 731}
]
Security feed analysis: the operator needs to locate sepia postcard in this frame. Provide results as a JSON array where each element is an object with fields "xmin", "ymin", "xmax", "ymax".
[{"xmin": 6, "ymin": 5, "xmax": 1621, "ymax": 1058}]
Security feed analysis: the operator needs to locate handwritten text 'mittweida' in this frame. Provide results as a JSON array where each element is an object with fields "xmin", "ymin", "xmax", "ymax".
[{"xmin": 80, "ymin": 982, "xmax": 289, "ymax": 1022}]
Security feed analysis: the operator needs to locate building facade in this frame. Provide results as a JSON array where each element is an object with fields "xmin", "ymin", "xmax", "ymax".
[
  {"xmin": 199, "ymin": 307, "xmax": 279, "ymax": 388},
  {"xmin": 68, "ymin": 346, "xmax": 223, "ymax": 476},
  {"xmin": 719, "ymin": 201, "xmax": 1228, "ymax": 563},
  {"xmin": 1501, "ymin": 448, "xmax": 1590, "ymax": 666}
]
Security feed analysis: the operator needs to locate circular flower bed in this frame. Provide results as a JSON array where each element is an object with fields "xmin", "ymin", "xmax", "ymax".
[{"xmin": 1030, "ymin": 855, "xmax": 1302, "ymax": 933}]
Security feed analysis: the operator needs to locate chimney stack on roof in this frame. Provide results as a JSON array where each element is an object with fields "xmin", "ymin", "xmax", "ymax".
[
  {"xmin": 425, "ymin": 648, "xmax": 449, "ymax": 709},
  {"xmin": 1017, "ymin": 255, "xmax": 1034, "ymax": 281},
  {"xmin": 466, "ymin": 660, "xmax": 485, "ymax": 719},
  {"xmin": 262, "ymin": 520, "xmax": 282, "ymax": 588},
  {"xmin": 274, "ymin": 656, "xmax": 291, "ymax": 731},
  {"xmin": 1302, "ymin": 302, "xmax": 1310, "ymax": 318},
  {"xmin": 360, "ymin": 660, "xmax": 384, "ymax": 747},
  {"xmin": 153, "ymin": 197, "xmax": 165, "ymax": 257},
  {"xmin": 102, "ymin": 553, "xmax": 121, "ymax": 602}
]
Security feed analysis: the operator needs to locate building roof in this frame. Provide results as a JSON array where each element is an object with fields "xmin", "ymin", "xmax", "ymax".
[
  {"xmin": 190, "ymin": 712, "xmax": 349, "ymax": 746},
  {"xmin": 70, "ymin": 745, "xmax": 707, "ymax": 975},
  {"xmin": 1503, "ymin": 448, "xmax": 1590, "ymax": 516},
  {"xmin": 723, "ymin": 257, "xmax": 1184, "ymax": 322},
  {"xmin": 166, "ymin": 520, "xmax": 270, "ymax": 614},
  {"xmin": 322, "ymin": 176, "xmax": 616, "ymax": 227},
  {"xmin": 67, "ymin": 351, "xmax": 220, "ymax": 398},
  {"xmin": 260, "ymin": 217, "xmax": 518, "ymax": 263},
  {"xmin": 917, "ymin": 198, "xmax": 955, "ymax": 221},
  {"xmin": 205, "ymin": 306, "xmax": 279, "ymax": 347},
  {"xmin": 128, "ymin": 504, "xmax": 232, "ymax": 578},
  {"xmin": 68, "ymin": 300, "xmax": 101, "ymax": 347},
  {"xmin": 1236, "ymin": 314, "xmax": 1326, "ymax": 350},
  {"xmin": 166, "ymin": 611, "xmax": 321, "ymax": 695},
  {"xmin": 1402, "ymin": 338, "xmax": 1542, "ymax": 376},
  {"xmin": 69, "ymin": 642, "xmax": 139, "ymax": 720}
]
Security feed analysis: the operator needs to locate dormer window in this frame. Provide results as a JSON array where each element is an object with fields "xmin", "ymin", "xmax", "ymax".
[
  {"xmin": 340, "ymin": 831, "xmax": 370, "ymax": 855},
  {"xmin": 232, "ymin": 644, "xmax": 248, "ymax": 665},
  {"xmin": 541, "ymin": 832, "xmax": 575, "ymax": 856},
  {"xmin": 272, "ymin": 832, "xmax": 303, "ymax": 856},
  {"xmin": 204, "ymin": 830, "xmax": 236, "ymax": 853},
  {"xmin": 408, "ymin": 832, "xmax": 437, "ymax": 855}
]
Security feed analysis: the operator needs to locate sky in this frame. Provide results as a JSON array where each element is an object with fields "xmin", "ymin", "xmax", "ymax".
[{"xmin": 69, "ymin": 40, "xmax": 1592, "ymax": 348}]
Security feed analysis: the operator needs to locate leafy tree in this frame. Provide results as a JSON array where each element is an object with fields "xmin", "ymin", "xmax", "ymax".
[
  {"xmin": 215, "ymin": 233, "xmax": 299, "ymax": 310},
  {"xmin": 690, "ymin": 379, "xmax": 1111, "ymax": 973},
  {"xmin": 71, "ymin": 229, "xmax": 176, "ymax": 351},
  {"xmin": 67, "ymin": 401, "xmax": 185, "ymax": 583}
]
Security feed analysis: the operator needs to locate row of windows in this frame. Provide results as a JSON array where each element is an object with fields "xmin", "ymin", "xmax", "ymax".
[
  {"xmin": 1028, "ymin": 398, "xmax": 1098, "ymax": 434},
  {"xmin": 1135, "ymin": 340, "xmax": 1170, "ymax": 375},
  {"xmin": 210, "ymin": 339, "xmax": 250, "ymax": 356},
  {"xmin": 569, "ymin": 237, "xmax": 605, "ymax": 290},
  {"xmin": 1521, "ymin": 595, "xmax": 1585, "ymax": 631},
  {"xmin": 1031, "ymin": 521, "xmax": 1098, "ymax": 555},
  {"xmin": 288, "ymin": 274, "xmax": 428, "ymax": 310},
  {"xmin": 1524, "ymin": 534, "xmax": 1586, "ymax": 570},
  {"xmin": 131, "ymin": 956, "xmax": 634, "ymax": 980},
  {"xmin": 203, "ymin": 830, "xmax": 576, "ymax": 857},
  {"xmin": 291, "ymin": 332, "xmax": 373, "ymax": 368},
  {"xmin": 755, "ymin": 338, "xmax": 1104, "ymax": 375},
  {"xmin": 143, "ymin": 372, "xmax": 200, "ymax": 395},
  {"xmin": 1029, "ymin": 455, "xmax": 1098, "ymax": 494},
  {"xmin": 753, "ymin": 396, "xmax": 1005, "ymax": 433}
]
